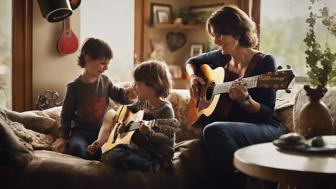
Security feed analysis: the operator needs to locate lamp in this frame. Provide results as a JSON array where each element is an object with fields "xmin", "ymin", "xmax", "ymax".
[{"xmin": 37, "ymin": 0, "xmax": 72, "ymax": 22}]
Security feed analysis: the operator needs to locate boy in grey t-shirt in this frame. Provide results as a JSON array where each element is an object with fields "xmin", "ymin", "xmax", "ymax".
[
  {"xmin": 88, "ymin": 61, "xmax": 179, "ymax": 171},
  {"xmin": 51, "ymin": 38, "xmax": 136, "ymax": 160}
]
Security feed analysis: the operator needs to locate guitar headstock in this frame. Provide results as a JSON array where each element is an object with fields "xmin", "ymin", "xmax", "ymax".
[{"xmin": 257, "ymin": 69, "xmax": 295, "ymax": 89}]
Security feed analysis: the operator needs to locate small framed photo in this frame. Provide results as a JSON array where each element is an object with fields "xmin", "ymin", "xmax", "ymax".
[
  {"xmin": 151, "ymin": 3, "xmax": 172, "ymax": 24},
  {"xmin": 190, "ymin": 43, "xmax": 204, "ymax": 57},
  {"xmin": 157, "ymin": 10, "xmax": 169, "ymax": 23}
]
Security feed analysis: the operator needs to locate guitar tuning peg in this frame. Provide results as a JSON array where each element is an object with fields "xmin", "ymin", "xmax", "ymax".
[
  {"xmin": 277, "ymin": 66, "xmax": 283, "ymax": 70},
  {"xmin": 286, "ymin": 65, "xmax": 291, "ymax": 69},
  {"xmin": 285, "ymin": 89, "xmax": 291, "ymax": 93}
]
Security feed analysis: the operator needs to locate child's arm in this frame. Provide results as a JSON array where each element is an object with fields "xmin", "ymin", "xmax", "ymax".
[
  {"xmin": 140, "ymin": 118, "xmax": 180, "ymax": 145},
  {"xmin": 88, "ymin": 109, "xmax": 116, "ymax": 155},
  {"xmin": 139, "ymin": 119, "xmax": 180, "ymax": 160},
  {"xmin": 51, "ymin": 85, "xmax": 75, "ymax": 153},
  {"xmin": 108, "ymin": 80, "xmax": 136, "ymax": 104}
]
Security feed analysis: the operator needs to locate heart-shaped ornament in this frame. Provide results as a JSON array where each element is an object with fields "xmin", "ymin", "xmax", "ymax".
[{"xmin": 166, "ymin": 32, "xmax": 187, "ymax": 51}]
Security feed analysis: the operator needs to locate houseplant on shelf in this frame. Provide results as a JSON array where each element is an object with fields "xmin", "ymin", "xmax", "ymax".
[{"xmin": 297, "ymin": 0, "xmax": 336, "ymax": 138}]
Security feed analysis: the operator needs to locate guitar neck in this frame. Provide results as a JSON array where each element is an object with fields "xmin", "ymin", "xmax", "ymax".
[
  {"xmin": 127, "ymin": 119, "xmax": 180, "ymax": 132},
  {"xmin": 213, "ymin": 75, "xmax": 259, "ymax": 95},
  {"xmin": 63, "ymin": 18, "xmax": 71, "ymax": 31}
]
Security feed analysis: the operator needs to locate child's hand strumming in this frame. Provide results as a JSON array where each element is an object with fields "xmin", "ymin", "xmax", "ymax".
[{"xmin": 139, "ymin": 121, "xmax": 152, "ymax": 136}]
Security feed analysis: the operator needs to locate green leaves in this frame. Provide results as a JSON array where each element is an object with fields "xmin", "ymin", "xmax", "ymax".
[{"xmin": 304, "ymin": 0, "xmax": 336, "ymax": 87}]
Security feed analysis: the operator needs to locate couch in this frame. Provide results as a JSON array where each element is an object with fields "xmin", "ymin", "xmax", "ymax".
[{"xmin": 1, "ymin": 87, "xmax": 335, "ymax": 189}]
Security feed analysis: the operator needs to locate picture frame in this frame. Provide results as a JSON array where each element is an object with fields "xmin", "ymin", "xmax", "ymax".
[
  {"xmin": 156, "ymin": 10, "xmax": 169, "ymax": 23},
  {"xmin": 190, "ymin": 3, "xmax": 224, "ymax": 23},
  {"xmin": 190, "ymin": 43, "xmax": 204, "ymax": 57},
  {"xmin": 151, "ymin": 3, "xmax": 172, "ymax": 24}
]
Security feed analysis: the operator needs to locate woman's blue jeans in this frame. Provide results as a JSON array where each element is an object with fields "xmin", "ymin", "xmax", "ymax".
[{"xmin": 201, "ymin": 121, "xmax": 285, "ymax": 189}]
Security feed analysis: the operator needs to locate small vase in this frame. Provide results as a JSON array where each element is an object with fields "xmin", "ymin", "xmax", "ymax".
[{"xmin": 296, "ymin": 85, "xmax": 333, "ymax": 138}]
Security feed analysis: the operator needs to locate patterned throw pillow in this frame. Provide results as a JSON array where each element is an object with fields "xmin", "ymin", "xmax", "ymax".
[
  {"xmin": 0, "ymin": 107, "xmax": 58, "ymax": 150},
  {"xmin": 0, "ymin": 111, "xmax": 33, "ymax": 167}
]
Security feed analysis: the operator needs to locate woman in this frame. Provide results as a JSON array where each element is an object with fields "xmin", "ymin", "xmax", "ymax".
[{"xmin": 185, "ymin": 5, "xmax": 285, "ymax": 189}]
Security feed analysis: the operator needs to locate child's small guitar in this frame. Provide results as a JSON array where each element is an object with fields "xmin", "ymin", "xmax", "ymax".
[{"xmin": 101, "ymin": 105, "xmax": 180, "ymax": 154}]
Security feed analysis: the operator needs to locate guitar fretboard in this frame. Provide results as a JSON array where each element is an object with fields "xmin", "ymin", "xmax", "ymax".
[{"xmin": 212, "ymin": 76, "xmax": 259, "ymax": 96}]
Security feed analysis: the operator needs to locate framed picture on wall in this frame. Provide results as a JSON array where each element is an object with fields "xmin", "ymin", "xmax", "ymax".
[
  {"xmin": 151, "ymin": 3, "xmax": 172, "ymax": 24},
  {"xmin": 190, "ymin": 3, "xmax": 224, "ymax": 23},
  {"xmin": 190, "ymin": 43, "xmax": 204, "ymax": 57}
]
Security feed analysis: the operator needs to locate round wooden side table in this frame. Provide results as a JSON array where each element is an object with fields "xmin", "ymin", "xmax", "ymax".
[{"xmin": 234, "ymin": 142, "xmax": 336, "ymax": 189}]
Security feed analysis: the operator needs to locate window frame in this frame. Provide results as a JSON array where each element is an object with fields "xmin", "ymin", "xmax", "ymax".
[{"xmin": 12, "ymin": 0, "xmax": 33, "ymax": 111}]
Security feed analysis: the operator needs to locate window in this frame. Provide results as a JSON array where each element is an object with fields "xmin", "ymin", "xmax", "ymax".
[
  {"xmin": 81, "ymin": 0, "xmax": 135, "ymax": 82},
  {"xmin": 260, "ymin": 0, "xmax": 336, "ymax": 79},
  {"xmin": 0, "ymin": 0, "xmax": 12, "ymax": 108}
]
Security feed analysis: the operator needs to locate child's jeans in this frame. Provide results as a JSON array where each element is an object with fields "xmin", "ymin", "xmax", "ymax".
[
  {"xmin": 68, "ymin": 128, "xmax": 101, "ymax": 160},
  {"xmin": 102, "ymin": 144, "xmax": 159, "ymax": 171}
]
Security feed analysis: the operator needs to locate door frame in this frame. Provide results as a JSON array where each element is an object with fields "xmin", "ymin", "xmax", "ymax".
[{"xmin": 12, "ymin": 0, "xmax": 32, "ymax": 111}]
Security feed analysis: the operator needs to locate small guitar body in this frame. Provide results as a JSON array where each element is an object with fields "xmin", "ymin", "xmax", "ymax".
[
  {"xmin": 101, "ymin": 105, "xmax": 144, "ymax": 154},
  {"xmin": 188, "ymin": 64, "xmax": 295, "ymax": 129},
  {"xmin": 101, "ymin": 105, "xmax": 181, "ymax": 154},
  {"xmin": 57, "ymin": 17, "xmax": 79, "ymax": 55}
]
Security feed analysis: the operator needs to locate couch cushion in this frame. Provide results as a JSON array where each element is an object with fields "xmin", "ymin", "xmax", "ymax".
[
  {"xmin": 1, "ymin": 150, "xmax": 183, "ymax": 189},
  {"xmin": 0, "ymin": 111, "xmax": 33, "ymax": 168},
  {"xmin": 275, "ymin": 98, "xmax": 294, "ymax": 132},
  {"xmin": 168, "ymin": 90, "xmax": 197, "ymax": 142},
  {"xmin": 0, "ymin": 108, "xmax": 55, "ymax": 150},
  {"xmin": 3, "ymin": 107, "xmax": 59, "ymax": 136}
]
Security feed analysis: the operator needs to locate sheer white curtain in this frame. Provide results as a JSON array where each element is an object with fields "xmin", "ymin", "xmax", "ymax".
[{"xmin": 0, "ymin": 0, "xmax": 12, "ymax": 108}]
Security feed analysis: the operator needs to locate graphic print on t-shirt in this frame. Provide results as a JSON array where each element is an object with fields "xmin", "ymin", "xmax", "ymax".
[{"xmin": 84, "ymin": 96, "xmax": 108, "ymax": 126}]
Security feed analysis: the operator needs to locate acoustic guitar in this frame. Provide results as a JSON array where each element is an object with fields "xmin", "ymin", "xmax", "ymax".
[
  {"xmin": 101, "ymin": 105, "xmax": 180, "ymax": 154},
  {"xmin": 57, "ymin": 17, "xmax": 79, "ymax": 55},
  {"xmin": 188, "ymin": 64, "xmax": 295, "ymax": 129}
]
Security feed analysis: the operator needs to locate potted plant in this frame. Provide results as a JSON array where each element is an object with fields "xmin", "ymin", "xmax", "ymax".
[
  {"xmin": 304, "ymin": 0, "xmax": 336, "ymax": 88},
  {"xmin": 297, "ymin": 0, "xmax": 336, "ymax": 138}
]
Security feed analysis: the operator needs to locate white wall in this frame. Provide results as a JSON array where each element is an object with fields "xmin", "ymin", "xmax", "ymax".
[
  {"xmin": 33, "ymin": 0, "xmax": 82, "ymax": 108},
  {"xmin": 32, "ymin": 0, "xmax": 135, "ymax": 108},
  {"xmin": 80, "ymin": 0, "xmax": 135, "ymax": 82}
]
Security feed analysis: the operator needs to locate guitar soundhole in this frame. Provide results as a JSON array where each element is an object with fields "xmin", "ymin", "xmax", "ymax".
[{"xmin": 206, "ymin": 82, "xmax": 215, "ymax": 101}]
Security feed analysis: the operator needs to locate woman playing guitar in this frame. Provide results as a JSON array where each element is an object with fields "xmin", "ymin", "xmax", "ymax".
[{"xmin": 185, "ymin": 5, "xmax": 286, "ymax": 189}]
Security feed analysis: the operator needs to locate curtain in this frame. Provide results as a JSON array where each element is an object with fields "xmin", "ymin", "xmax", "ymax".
[{"xmin": 238, "ymin": 0, "xmax": 261, "ymax": 48}]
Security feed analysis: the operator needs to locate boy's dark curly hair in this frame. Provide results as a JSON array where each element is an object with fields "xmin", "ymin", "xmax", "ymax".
[{"xmin": 77, "ymin": 38, "xmax": 113, "ymax": 68}]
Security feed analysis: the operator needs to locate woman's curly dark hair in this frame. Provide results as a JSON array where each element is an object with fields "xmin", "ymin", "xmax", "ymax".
[{"xmin": 206, "ymin": 5, "xmax": 258, "ymax": 48}]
